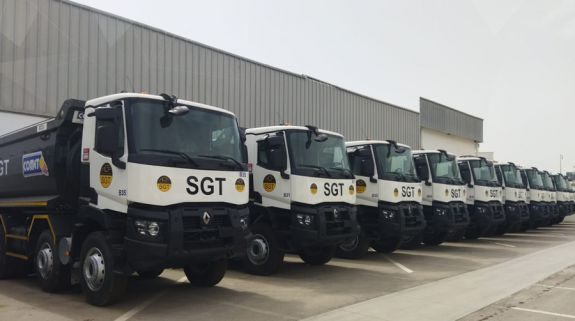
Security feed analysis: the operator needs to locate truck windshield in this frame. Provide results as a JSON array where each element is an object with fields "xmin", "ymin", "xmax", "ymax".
[
  {"xmin": 286, "ymin": 131, "xmax": 352, "ymax": 179},
  {"xmin": 427, "ymin": 153, "xmax": 462, "ymax": 184},
  {"xmin": 469, "ymin": 159, "xmax": 499, "ymax": 186},
  {"xmin": 526, "ymin": 170, "xmax": 544, "ymax": 189},
  {"xmin": 126, "ymin": 99, "xmax": 244, "ymax": 171},
  {"xmin": 542, "ymin": 173, "xmax": 556, "ymax": 191},
  {"xmin": 501, "ymin": 165, "xmax": 525, "ymax": 189},
  {"xmin": 373, "ymin": 144, "xmax": 419, "ymax": 182},
  {"xmin": 553, "ymin": 175, "xmax": 568, "ymax": 191}
]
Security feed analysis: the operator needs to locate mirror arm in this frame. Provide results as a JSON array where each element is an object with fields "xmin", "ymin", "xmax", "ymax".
[
  {"xmin": 280, "ymin": 169, "xmax": 290, "ymax": 179},
  {"xmin": 425, "ymin": 181, "xmax": 432, "ymax": 186},
  {"xmin": 112, "ymin": 154, "xmax": 126, "ymax": 169},
  {"xmin": 369, "ymin": 176, "xmax": 377, "ymax": 183}
]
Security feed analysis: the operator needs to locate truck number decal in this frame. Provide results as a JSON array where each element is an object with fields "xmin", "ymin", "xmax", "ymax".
[
  {"xmin": 118, "ymin": 189, "xmax": 127, "ymax": 197},
  {"xmin": 0, "ymin": 159, "xmax": 9, "ymax": 176},
  {"xmin": 489, "ymin": 190, "xmax": 498, "ymax": 198},
  {"xmin": 451, "ymin": 189, "xmax": 461, "ymax": 198},
  {"xmin": 187, "ymin": 176, "xmax": 226, "ymax": 196},
  {"xmin": 401, "ymin": 186, "xmax": 415, "ymax": 197},
  {"xmin": 324, "ymin": 183, "xmax": 344, "ymax": 196}
]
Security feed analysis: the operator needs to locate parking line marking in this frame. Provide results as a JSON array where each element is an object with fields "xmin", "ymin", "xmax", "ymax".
[
  {"xmin": 383, "ymin": 255, "xmax": 413, "ymax": 274},
  {"xmin": 114, "ymin": 276, "xmax": 188, "ymax": 321},
  {"xmin": 512, "ymin": 307, "xmax": 575, "ymax": 319},
  {"xmin": 535, "ymin": 284, "xmax": 575, "ymax": 291},
  {"xmin": 489, "ymin": 241, "xmax": 516, "ymax": 248}
]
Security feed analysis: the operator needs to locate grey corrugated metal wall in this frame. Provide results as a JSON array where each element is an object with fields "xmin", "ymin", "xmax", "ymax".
[
  {"xmin": 0, "ymin": 0, "xmax": 420, "ymax": 147},
  {"xmin": 420, "ymin": 97, "xmax": 483, "ymax": 142}
]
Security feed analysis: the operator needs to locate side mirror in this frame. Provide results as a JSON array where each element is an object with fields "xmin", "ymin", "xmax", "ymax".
[
  {"xmin": 268, "ymin": 147, "xmax": 289, "ymax": 179},
  {"xmin": 360, "ymin": 159, "xmax": 376, "ymax": 183},
  {"xmin": 95, "ymin": 125, "xmax": 119, "ymax": 156}
]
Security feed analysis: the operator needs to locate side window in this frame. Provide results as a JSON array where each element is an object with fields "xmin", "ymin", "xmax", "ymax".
[
  {"xmin": 257, "ymin": 137, "xmax": 286, "ymax": 171},
  {"xmin": 459, "ymin": 163, "xmax": 471, "ymax": 184},
  {"xmin": 348, "ymin": 147, "xmax": 371, "ymax": 176},
  {"xmin": 413, "ymin": 155, "xmax": 428, "ymax": 181},
  {"xmin": 495, "ymin": 167, "xmax": 503, "ymax": 184},
  {"xmin": 94, "ymin": 106, "xmax": 124, "ymax": 157}
]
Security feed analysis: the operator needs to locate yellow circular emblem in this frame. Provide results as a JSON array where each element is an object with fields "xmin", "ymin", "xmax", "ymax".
[
  {"xmin": 263, "ymin": 175, "xmax": 276, "ymax": 192},
  {"xmin": 157, "ymin": 176, "xmax": 172, "ymax": 192},
  {"xmin": 99, "ymin": 163, "xmax": 113, "ymax": 188},
  {"xmin": 349, "ymin": 185, "xmax": 355, "ymax": 195},
  {"xmin": 310, "ymin": 183, "xmax": 318, "ymax": 195},
  {"xmin": 235, "ymin": 178, "xmax": 246, "ymax": 192},
  {"xmin": 356, "ymin": 180, "xmax": 366, "ymax": 194}
]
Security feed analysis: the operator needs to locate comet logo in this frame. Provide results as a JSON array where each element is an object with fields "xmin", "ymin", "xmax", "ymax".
[{"xmin": 22, "ymin": 151, "xmax": 49, "ymax": 177}]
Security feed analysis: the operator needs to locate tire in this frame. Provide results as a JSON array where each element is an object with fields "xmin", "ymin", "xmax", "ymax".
[
  {"xmin": 371, "ymin": 237, "xmax": 401, "ymax": 253},
  {"xmin": 298, "ymin": 245, "xmax": 336, "ymax": 265},
  {"xmin": 336, "ymin": 233, "xmax": 370, "ymax": 259},
  {"xmin": 401, "ymin": 234, "xmax": 423, "ymax": 250},
  {"xmin": 80, "ymin": 232, "xmax": 127, "ymax": 306},
  {"xmin": 243, "ymin": 223, "xmax": 284, "ymax": 276},
  {"xmin": 34, "ymin": 230, "xmax": 70, "ymax": 292},
  {"xmin": 424, "ymin": 231, "xmax": 448, "ymax": 246},
  {"xmin": 0, "ymin": 227, "xmax": 11, "ymax": 280},
  {"xmin": 137, "ymin": 269, "xmax": 164, "ymax": 279},
  {"xmin": 184, "ymin": 259, "xmax": 227, "ymax": 287}
]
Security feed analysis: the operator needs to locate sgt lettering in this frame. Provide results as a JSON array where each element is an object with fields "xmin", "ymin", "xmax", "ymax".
[
  {"xmin": 324, "ymin": 182, "xmax": 344, "ymax": 196},
  {"xmin": 186, "ymin": 176, "xmax": 226, "ymax": 195}
]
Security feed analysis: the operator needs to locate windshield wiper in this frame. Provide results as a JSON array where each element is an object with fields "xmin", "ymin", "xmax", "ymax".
[
  {"xmin": 197, "ymin": 155, "xmax": 244, "ymax": 170},
  {"xmin": 139, "ymin": 148, "xmax": 199, "ymax": 167},
  {"xmin": 384, "ymin": 171, "xmax": 407, "ymax": 182},
  {"xmin": 328, "ymin": 167, "xmax": 354, "ymax": 178},
  {"xmin": 300, "ymin": 165, "xmax": 332, "ymax": 177}
]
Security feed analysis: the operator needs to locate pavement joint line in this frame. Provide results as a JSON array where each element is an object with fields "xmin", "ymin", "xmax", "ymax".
[
  {"xmin": 489, "ymin": 241, "xmax": 517, "ymax": 248},
  {"xmin": 534, "ymin": 284, "xmax": 575, "ymax": 291},
  {"xmin": 511, "ymin": 307, "xmax": 575, "ymax": 319},
  {"xmin": 113, "ymin": 276, "xmax": 188, "ymax": 321},
  {"xmin": 383, "ymin": 255, "xmax": 413, "ymax": 274}
]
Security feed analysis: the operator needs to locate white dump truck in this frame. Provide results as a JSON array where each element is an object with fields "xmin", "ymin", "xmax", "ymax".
[
  {"xmin": 552, "ymin": 173, "xmax": 572, "ymax": 224},
  {"xmin": 337, "ymin": 140, "xmax": 426, "ymax": 258},
  {"xmin": 494, "ymin": 162, "xmax": 530, "ymax": 232},
  {"xmin": 457, "ymin": 156, "xmax": 506, "ymax": 238},
  {"xmin": 519, "ymin": 167, "xmax": 549, "ymax": 228},
  {"xmin": 243, "ymin": 125, "xmax": 359, "ymax": 275},
  {"xmin": 541, "ymin": 170, "xmax": 559, "ymax": 225},
  {"xmin": 0, "ymin": 93, "xmax": 251, "ymax": 306},
  {"xmin": 412, "ymin": 150, "xmax": 469, "ymax": 245}
]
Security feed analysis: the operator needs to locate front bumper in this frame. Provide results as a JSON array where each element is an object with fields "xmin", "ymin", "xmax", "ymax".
[
  {"xmin": 289, "ymin": 203, "xmax": 359, "ymax": 249},
  {"xmin": 425, "ymin": 202, "xmax": 469, "ymax": 234},
  {"xmin": 468, "ymin": 201, "xmax": 506, "ymax": 235},
  {"xmin": 504, "ymin": 201, "xmax": 530, "ymax": 230},
  {"xmin": 528, "ymin": 202, "xmax": 549, "ymax": 226},
  {"xmin": 124, "ymin": 203, "xmax": 250, "ymax": 271},
  {"xmin": 358, "ymin": 202, "xmax": 426, "ymax": 240}
]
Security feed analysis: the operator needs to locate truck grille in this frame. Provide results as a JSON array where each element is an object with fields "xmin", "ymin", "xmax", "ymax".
[
  {"xmin": 322, "ymin": 207, "xmax": 353, "ymax": 236},
  {"xmin": 401, "ymin": 204, "xmax": 424, "ymax": 228},
  {"xmin": 451, "ymin": 203, "xmax": 468, "ymax": 224},
  {"xmin": 181, "ymin": 208, "xmax": 232, "ymax": 249},
  {"xmin": 492, "ymin": 205, "xmax": 505, "ymax": 220}
]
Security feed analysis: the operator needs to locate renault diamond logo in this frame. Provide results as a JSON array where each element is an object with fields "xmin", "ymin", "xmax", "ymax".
[
  {"xmin": 202, "ymin": 211, "xmax": 212, "ymax": 225},
  {"xmin": 333, "ymin": 209, "xmax": 339, "ymax": 219}
]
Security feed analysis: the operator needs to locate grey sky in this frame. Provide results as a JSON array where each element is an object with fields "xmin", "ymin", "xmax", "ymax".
[{"xmin": 75, "ymin": 0, "xmax": 575, "ymax": 173}]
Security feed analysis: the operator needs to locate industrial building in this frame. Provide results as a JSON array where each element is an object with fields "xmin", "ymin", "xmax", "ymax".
[{"xmin": 0, "ymin": 0, "xmax": 482, "ymax": 153}]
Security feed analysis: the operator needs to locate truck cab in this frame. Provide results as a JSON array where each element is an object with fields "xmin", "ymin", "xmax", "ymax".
[
  {"xmin": 519, "ymin": 167, "xmax": 549, "ymax": 228},
  {"xmin": 337, "ymin": 140, "xmax": 426, "ymax": 258},
  {"xmin": 243, "ymin": 125, "xmax": 358, "ymax": 275},
  {"xmin": 541, "ymin": 170, "xmax": 559, "ymax": 226},
  {"xmin": 412, "ymin": 150, "xmax": 469, "ymax": 245},
  {"xmin": 457, "ymin": 156, "xmax": 506, "ymax": 238},
  {"xmin": 552, "ymin": 173, "xmax": 571, "ymax": 224},
  {"xmin": 0, "ymin": 93, "xmax": 250, "ymax": 305},
  {"xmin": 494, "ymin": 162, "xmax": 530, "ymax": 232}
]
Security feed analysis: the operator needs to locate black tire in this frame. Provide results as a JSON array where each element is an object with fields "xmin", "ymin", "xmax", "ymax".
[
  {"xmin": 0, "ymin": 227, "xmax": 11, "ymax": 280},
  {"xmin": 184, "ymin": 259, "xmax": 227, "ymax": 287},
  {"xmin": 424, "ymin": 231, "xmax": 448, "ymax": 246},
  {"xmin": 137, "ymin": 269, "xmax": 164, "ymax": 278},
  {"xmin": 336, "ymin": 233, "xmax": 370, "ymax": 259},
  {"xmin": 298, "ymin": 245, "xmax": 336, "ymax": 265},
  {"xmin": 34, "ymin": 230, "xmax": 70, "ymax": 292},
  {"xmin": 371, "ymin": 237, "xmax": 401, "ymax": 253},
  {"xmin": 243, "ymin": 223, "xmax": 284, "ymax": 276},
  {"xmin": 401, "ymin": 234, "xmax": 423, "ymax": 250},
  {"xmin": 80, "ymin": 232, "xmax": 127, "ymax": 306}
]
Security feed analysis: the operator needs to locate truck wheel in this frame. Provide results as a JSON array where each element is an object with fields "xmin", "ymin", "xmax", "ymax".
[
  {"xmin": 336, "ymin": 233, "xmax": 370, "ymax": 259},
  {"xmin": 0, "ymin": 227, "xmax": 12, "ymax": 279},
  {"xmin": 243, "ymin": 223, "xmax": 284, "ymax": 276},
  {"xmin": 401, "ymin": 234, "xmax": 423, "ymax": 250},
  {"xmin": 184, "ymin": 259, "xmax": 227, "ymax": 287},
  {"xmin": 371, "ymin": 237, "xmax": 401, "ymax": 253},
  {"xmin": 423, "ymin": 232, "xmax": 448, "ymax": 246},
  {"xmin": 137, "ymin": 269, "xmax": 164, "ymax": 278},
  {"xmin": 298, "ymin": 245, "xmax": 336, "ymax": 265},
  {"xmin": 34, "ymin": 231, "xmax": 70, "ymax": 292},
  {"xmin": 80, "ymin": 232, "xmax": 127, "ymax": 306}
]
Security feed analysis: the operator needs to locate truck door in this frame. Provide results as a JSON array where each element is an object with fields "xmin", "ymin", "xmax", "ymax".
[
  {"xmin": 458, "ymin": 162, "xmax": 474, "ymax": 205},
  {"xmin": 414, "ymin": 154, "xmax": 432, "ymax": 205},
  {"xmin": 253, "ymin": 134, "xmax": 291, "ymax": 210},
  {"xmin": 347, "ymin": 145, "xmax": 377, "ymax": 207}
]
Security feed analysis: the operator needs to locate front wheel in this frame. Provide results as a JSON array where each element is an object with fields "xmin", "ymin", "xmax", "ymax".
[
  {"xmin": 34, "ymin": 230, "xmax": 70, "ymax": 292},
  {"xmin": 80, "ymin": 232, "xmax": 127, "ymax": 306},
  {"xmin": 401, "ymin": 234, "xmax": 423, "ymax": 250},
  {"xmin": 371, "ymin": 237, "xmax": 401, "ymax": 253},
  {"xmin": 336, "ymin": 233, "xmax": 370, "ymax": 259},
  {"xmin": 298, "ymin": 245, "xmax": 336, "ymax": 265},
  {"xmin": 184, "ymin": 260, "xmax": 227, "ymax": 287},
  {"xmin": 243, "ymin": 223, "xmax": 284, "ymax": 276}
]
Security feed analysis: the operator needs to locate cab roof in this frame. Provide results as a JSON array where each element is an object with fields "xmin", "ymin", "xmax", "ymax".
[
  {"xmin": 245, "ymin": 125, "xmax": 344, "ymax": 138},
  {"xmin": 412, "ymin": 149, "xmax": 456, "ymax": 158},
  {"xmin": 86, "ymin": 93, "xmax": 235, "ymax": 116},
  {"xmin": 346, "ymin": 140, "xmax": 412, "ymax": 149}
]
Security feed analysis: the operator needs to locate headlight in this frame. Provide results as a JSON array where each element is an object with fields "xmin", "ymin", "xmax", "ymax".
[
  {"xmin": 296, "ymin": 214, "xmax": 314, "ymax": 227},
  {"xmin": 477, "ymin": 206, "xmax": 487, "ymax": 214},
  {"xmin": 239, "ymin": 216, "xmax": 249, "ymax": 230},
  {"xmin": 507, "ymin": 205, "xmax": 516, "ymax": 212},
  {"xmin": 382, "ymin": 209, "xmax": 396, "ymax": 220},
  {"xmin": 135, "ymin": 220, "xmax": 161, "ymax": 238},
  {"xmin": 434, "ymin": 208, "xmax": 447, "ymax": 216}
]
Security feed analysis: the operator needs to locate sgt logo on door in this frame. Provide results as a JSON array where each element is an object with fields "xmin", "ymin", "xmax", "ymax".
[
  {"xmin": 100, "ymin": 163, "xmax": 113, "ymax": 188},
  {"xmin": 263, "ymin": 175, "xmax": 276, "ymax": 192}
]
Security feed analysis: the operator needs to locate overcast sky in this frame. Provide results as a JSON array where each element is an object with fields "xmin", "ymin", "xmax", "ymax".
[{"xmin": 75, "ymin": 0, "xmax": 575, "ymax": 173}]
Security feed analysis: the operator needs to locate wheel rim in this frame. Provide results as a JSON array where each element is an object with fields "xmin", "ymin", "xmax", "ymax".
[
  {"xmin": 339, "ymin": 236, "xmax": 359, "ymax": 252},
  {"xmin": 83, "ymin": 247, "xmax": 106, "ymax": 292},
  {"xmin": 247, "ymin": 234, "xmax": 269, "ymax": 266},
  {"xmin": 36, "ymin": 242, "xmax": 54, "ymax": 280}
]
